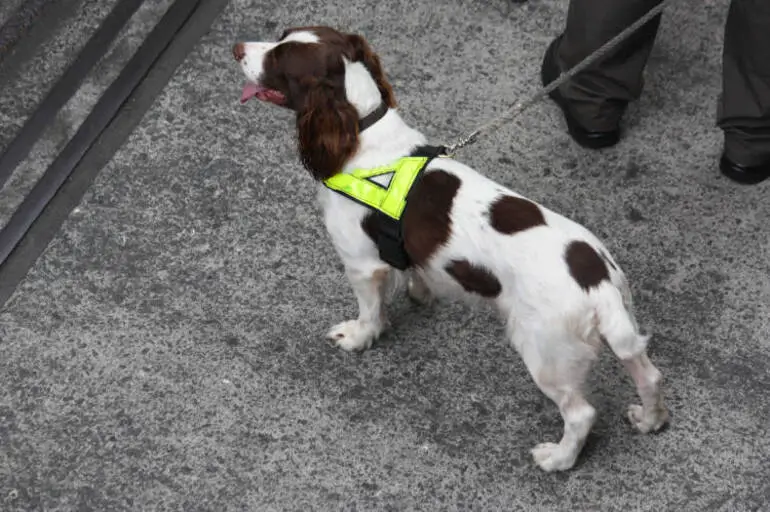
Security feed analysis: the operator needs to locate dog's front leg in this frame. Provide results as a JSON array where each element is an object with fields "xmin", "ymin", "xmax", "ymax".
[{"xmin": 326, "ymin": 266, "xmax": 390, "ymax": 352}]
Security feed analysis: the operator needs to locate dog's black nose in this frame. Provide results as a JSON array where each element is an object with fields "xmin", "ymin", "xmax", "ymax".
[{"xmin": 233, "ymin": 43, "xmax": 245, "ymax": 62}]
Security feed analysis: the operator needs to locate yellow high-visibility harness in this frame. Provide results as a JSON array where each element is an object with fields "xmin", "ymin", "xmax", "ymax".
[{"xmin": 322, "ymin": 145, "xmax": 447, "ymax": 269}]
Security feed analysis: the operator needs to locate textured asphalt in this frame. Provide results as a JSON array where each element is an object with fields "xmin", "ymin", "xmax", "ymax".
[
  {"xmin": 0, "ymin": 0, "xmax": 768, "ymax": 510},
  {"xmin": 0, "ymin": 0, "xmax": 60, "ymax": 63}
]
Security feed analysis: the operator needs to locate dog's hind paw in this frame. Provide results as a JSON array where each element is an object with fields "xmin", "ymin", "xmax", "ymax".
[{"xmin": 627, "ymin": 404, "xmax": 669, "ymax": 434}]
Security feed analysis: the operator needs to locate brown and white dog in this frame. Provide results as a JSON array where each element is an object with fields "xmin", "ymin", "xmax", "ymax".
[{"xmin": 232, "ymin": 26, "xmax": 669, "ymax": 472}]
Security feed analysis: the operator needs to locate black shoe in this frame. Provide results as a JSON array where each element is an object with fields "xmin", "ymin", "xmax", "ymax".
[
  {"xmin": 719, "ymin": 154, "xmax": 770, "ymax": 185},
  {"xmin": 541, "ymin": 36, "xmax": 621, "ymax": 150}
]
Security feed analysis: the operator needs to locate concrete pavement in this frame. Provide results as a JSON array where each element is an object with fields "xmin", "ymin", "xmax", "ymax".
[{"xmin": 0, "ymin": 0, "xmax": 768, "ymax": 510}]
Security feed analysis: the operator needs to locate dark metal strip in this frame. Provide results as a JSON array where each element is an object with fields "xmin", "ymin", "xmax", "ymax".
[
  {"xmin": 0, "ymin": 0, "xmax": 203, "ymax": 268},
  {"xmin": 0, "ymin": 0, "xmax": 146, "ymax": 191},
  {"xmin": 0, "ymin": 0, "xmax": 230, "ymax": 308}
]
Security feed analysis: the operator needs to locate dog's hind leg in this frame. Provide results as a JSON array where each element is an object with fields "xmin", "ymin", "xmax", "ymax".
[
  {"xmin": 594, "ymin": 284, "xmax": 669, "ymax": 433},
  {"xmin": 406, "ymin": 270, "xmax": 433, "ymax": 305},
  {"xmin": 510, "ymin": 321, "xmax": 598, "ymax": 472},
  {"xmin": 621, "ymin": 353, "xmax": 669, "ymax": 433}
]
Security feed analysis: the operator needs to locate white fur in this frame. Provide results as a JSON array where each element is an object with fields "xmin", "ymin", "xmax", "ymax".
[
  {"xmin": 238, "ymin": 30, "xmax": 320, "ymax": 84},
  {"xmin": 343, "ymin": 59, "xmax": 382, "ymax": 117},
  {"xmin": 238, "ymin": 35, "xmax": 670, "ymax": 472},
  {"xmin": 239, "ymin": 41, "xmax": 276, "ymax": 83}
]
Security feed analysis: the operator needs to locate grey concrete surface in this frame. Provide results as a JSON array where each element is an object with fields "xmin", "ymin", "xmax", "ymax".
[
  {"xmin": 0, "ymin": 0, "xmax": 68, "ymax": 71},
  {"xmin": 0, "ymin": 0, "xmax": 26, "ymax": 27},
  {"xmin": 1, "ymin": 0, "xmax": 769, "ymax": 510},
  {"xmin": 0, "ymin": 0, "xmax": 174, "ymax": 230}
]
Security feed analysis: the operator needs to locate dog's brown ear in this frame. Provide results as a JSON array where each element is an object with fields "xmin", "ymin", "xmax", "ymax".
[
  {"xmin": 345, "ymin": 33, "xmax": 396, "ymax": 108},
  {"xmin": 297, "ymin": 78, "xmax": 360, "ymax": 181}
]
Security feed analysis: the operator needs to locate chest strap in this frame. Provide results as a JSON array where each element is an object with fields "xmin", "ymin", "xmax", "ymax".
[{"xmin": 323, "ymin": 145, "xmax": 448, "ymax": 269}]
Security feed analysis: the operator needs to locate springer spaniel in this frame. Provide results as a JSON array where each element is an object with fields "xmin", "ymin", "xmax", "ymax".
[{"xmin": 232, "ymin": 26, "xmax": 669, "ymax": 472}]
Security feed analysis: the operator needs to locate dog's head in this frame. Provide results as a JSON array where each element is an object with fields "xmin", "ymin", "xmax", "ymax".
[{"xmin": 233, "ymin": 26, "xmax": 396, "ymax": 180}]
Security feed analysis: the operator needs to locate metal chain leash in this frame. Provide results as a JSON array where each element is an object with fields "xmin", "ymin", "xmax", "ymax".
[{"xmin": 444, "ymin": 0, "xmax": 671, "ymax": 155}]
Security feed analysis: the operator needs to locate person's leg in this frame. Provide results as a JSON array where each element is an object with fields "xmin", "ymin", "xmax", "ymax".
[
  {"xmin": 718, "ymin": 0, "xmax": 770, "ymax": 184},
  {"xmin": 542, "ymin": 0, "xmax": 664, "ymax": 148}
]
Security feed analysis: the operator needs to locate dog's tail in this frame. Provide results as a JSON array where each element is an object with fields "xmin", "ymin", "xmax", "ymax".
[{"xmin": 592, "ymin": 281, "xmax": 650, "ymax": 361}]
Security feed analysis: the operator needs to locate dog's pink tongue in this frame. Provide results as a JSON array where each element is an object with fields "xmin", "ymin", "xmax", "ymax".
[{"xmin": 241, "ymin": 82, "xmax": 259, "ymax": 103}]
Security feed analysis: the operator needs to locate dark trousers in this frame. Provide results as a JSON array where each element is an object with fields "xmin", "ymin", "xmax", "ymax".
[{"xmin": 555, "ymin": 0, "xmax": 770, "ymax": 165}]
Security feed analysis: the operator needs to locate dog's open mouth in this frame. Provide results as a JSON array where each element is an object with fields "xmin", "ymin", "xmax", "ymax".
[{"xmin": 241, "ymin": 82, "xmax": 286, "ymax": 105}]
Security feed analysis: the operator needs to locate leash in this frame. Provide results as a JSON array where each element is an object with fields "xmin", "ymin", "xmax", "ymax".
[{"xmin": 443, "ymin": 0, "xmax": 671, "ymax": 155}]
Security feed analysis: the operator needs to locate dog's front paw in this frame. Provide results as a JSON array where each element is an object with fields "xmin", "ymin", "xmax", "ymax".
[
  {"xmin": 531, "ymin": 442, "xmax": 578, "ymax": 472},
  {"xmin": 326, "ymin": 320, "xmax": 380, "ymax": 352},
  {"xmin": 627, "ymin": 404, "xmax": 669, "ymax": 434}
]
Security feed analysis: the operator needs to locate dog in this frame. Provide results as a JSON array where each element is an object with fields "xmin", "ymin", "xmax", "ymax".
[{"xmin": 232, "ymin": 26, "xmax": 669, "ymax": 472}]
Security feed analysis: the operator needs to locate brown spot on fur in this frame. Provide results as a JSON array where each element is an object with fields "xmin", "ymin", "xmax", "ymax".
[
  {"xmin": 565, "ymin": 241, "xmax": 609, "ymax": 291},
  {"xmin": 402, "ymin": 170, "xmax": 461, "ymax": 267},
  {"xmin": 488, "ymin": 195, "xmax": 546, "ymax": 234},
  {"xmin": 368, "ymin": 267, "xmax": 390, "ymax": 324},
  {"xmin": 445, "ymin": 260, "xmax": 502, "ymax": 298},
  {"xmin": 372, "ymin": 267, "xmax": 389, "ymax": 283}
]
